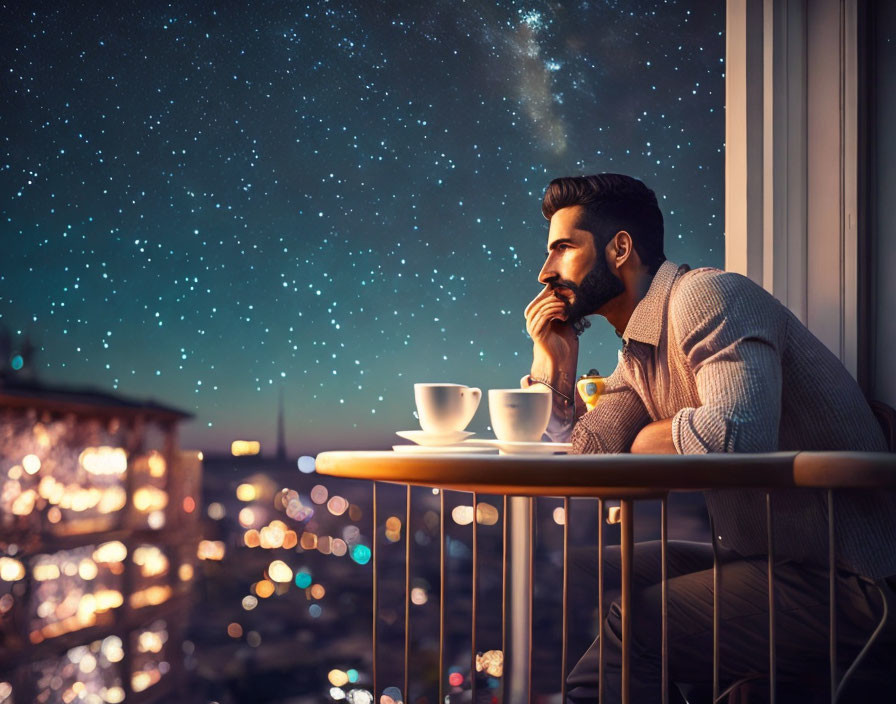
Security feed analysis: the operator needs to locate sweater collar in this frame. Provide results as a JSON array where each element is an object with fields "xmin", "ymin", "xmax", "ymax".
[{"xmin": 621, "ymin": 260, "xmax": 682, "ymax": 347}]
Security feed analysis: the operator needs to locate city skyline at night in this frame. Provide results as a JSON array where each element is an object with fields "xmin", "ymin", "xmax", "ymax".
[{"xmin": 2, "ymin": 1, "xmax": 725, "ymax": 453}]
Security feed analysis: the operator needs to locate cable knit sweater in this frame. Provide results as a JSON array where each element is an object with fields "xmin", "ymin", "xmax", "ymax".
[{"xmin": 548, "ymin": 261, "xmax": 893, "ymax": 577}]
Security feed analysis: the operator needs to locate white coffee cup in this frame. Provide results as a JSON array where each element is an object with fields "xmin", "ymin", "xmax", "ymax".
[
  {"xmin": 414, "ymin": 383, "xmax": 482, "ymax": 434},
  {"xmin": 488, "ymin": 388, "xmax": 552, "ymax": 442}
]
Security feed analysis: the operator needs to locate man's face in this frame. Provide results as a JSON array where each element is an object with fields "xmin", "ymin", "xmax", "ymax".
[{"xmin": 538, "ymin": 205, "xmax": 625, "ymax": 326}]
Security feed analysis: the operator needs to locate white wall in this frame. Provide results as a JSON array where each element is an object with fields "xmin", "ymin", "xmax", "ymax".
[
  {"xmin": 725, "ymin": 0, "xmax": 864, "ymax": 381},
  {"xmin": 872, "ymin": 1, "xmax": 896, "ymax": 408}
]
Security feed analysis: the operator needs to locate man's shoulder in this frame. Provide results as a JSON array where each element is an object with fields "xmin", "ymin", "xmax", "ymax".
[
  {"xmin": 676, "ymin": 265, "xmax": 755, "ymax": 289},
  {"xmin": 669, "ymin": 265, "xmax": 781, "ymax": 334},
  {"xmin": 672, "ymin": 266, "xmax": 769, "ymax": 308}
]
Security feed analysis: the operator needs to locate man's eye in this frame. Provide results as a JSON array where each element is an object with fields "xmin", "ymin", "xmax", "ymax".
[{"xmin": 545, "ymin": 244, "xmax": 569, "ymax": 258}]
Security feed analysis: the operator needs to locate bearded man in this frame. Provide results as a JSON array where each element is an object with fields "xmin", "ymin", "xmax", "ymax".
[{"xmin": 521, "ymin": 174, "xmax": 894, "ymax": 702}]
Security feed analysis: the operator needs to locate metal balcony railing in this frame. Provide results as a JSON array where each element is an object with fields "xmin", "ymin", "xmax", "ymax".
[{"xmin": 315, "ymin": 450, "xmax": 896, "ymax": 704}]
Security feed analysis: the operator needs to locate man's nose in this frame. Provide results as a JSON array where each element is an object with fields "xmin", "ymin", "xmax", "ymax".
[{"xmin": 538, "ymin": 258, "xmax": 557, "ymax": 286}]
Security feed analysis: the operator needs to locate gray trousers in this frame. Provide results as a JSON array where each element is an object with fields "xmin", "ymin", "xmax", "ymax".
[{"xmin": 566, "ymin": 541, "xmax": 896, "ymax": 703}]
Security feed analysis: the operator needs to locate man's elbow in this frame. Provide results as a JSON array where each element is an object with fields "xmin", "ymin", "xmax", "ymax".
[
  {"xmin": 727, "ymin": 420, "xmax": 778, "ymax": 453},
  {"xmin": 570, "ymin": 423, "xmax": 605, "ymax": 454},
  {"xmin": 571, "ymin": 415, "xmax": 644, "ymax": 454},
  {"xmin": 571, "ymin": 420, "xmax": 622, "ymax": 454},
  {"xmin": 675, "ymin": 408, "xmax": 778, "ymax": 454}
]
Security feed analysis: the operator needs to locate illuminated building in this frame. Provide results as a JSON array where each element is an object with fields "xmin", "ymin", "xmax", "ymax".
[{"xmin": 0, "ymin": 381, "xmax": 200, "ymax": 702}]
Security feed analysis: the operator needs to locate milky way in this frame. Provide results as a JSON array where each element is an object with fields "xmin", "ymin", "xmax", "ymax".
[{"xmin": 1, "ymin": 1, "xmax": 724, "ymax": 453}]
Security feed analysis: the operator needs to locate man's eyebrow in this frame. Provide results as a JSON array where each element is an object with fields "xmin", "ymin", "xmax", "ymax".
[{"xmin": 546, "ymin": 237, "xmax": 576, "ymax": 252}]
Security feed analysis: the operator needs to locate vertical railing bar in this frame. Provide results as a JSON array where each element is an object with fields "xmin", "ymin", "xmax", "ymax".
[
  {"xmin": 620, "ymin": 499, "xmax": 634, "ymax": 704},
  {"xmin": 372, "ymin": 481, "xmax": 378, "ymax": 701},
  {"xmin": 561, "ymin": 496, "xmax": 570, "ymax": 704},
  {"xmin": 472, "ymin": 491, "xmax": 479, "ymax": 702},
  {"xmin": 829, "ymin": 489, "xmax": 837, "ymax": 702},
  {"xmin": 766, "ymin": 492, "xmax": 776, "ymax": 704},
  {"xmin": 405, "ymin": 484, "xmax": 412, "ymax": 704},
  {"xmin": 598, "ymin": 497, "xmax": 605, "ymax": 704},
  {"xmin": 834, "ymin": 582, "xmax": 890, "ymax": 702},
  {"xmin": 502, "ymin": 494, "xmax": 508, "ymax": 703},
  {"xmin": 528, "ymin": 497, "xmax": 535, "ymax": 704},
  {"xmin": 661, "ymin": 496, "xmax": 669, "ymax": 704},
  {"xmin": 710, "ymin": 515, "xmax": 719, "ymax": 703},
  {"xmin": 440, "ymin": 489, "xmax": 446, "ymax": 704}
]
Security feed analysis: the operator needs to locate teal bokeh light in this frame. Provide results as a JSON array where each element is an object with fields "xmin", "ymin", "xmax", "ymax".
[
  {"xmin": 295, "ymin": 570, "xmax": 312, "ymax": 589},
  {"xmin": 351, "ymin": 544, "xmax": 371, "ymax": 565}
]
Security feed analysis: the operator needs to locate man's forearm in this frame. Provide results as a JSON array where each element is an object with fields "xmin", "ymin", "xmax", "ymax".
[
  {"xmin": 530, "ymin": 349, "xmax": 576, "ymax": 396},
  {"xmin": 525, "ymin": 348, "xmax": 579, "ymax": 443},
  {"xmin": 629, "ymin": 417, "xmax": 676, "ymax": 454}
]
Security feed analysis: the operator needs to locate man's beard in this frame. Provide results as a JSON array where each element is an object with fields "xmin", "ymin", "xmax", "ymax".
[{"xmin": 551, "ymin": 255, "xmax": 625, "ymax": 334}]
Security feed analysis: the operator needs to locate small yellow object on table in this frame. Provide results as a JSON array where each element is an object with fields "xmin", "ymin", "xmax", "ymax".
[{"xmin": 576, "ymin": 369, "xmax": 605, "ymax": 412}]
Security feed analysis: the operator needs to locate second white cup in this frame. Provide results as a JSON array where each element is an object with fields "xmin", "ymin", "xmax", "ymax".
[{"xmin": 488, "ymin": 388, "xmax": 552, "ymax": 442}]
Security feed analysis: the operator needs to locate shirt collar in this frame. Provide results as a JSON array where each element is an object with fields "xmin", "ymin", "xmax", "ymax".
[{"xmin": 621, "ymin": 260, "xmax": 682, "ymax": 347}]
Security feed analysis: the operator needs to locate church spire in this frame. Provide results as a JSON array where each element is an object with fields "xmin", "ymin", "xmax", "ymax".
[{"xmin": 276, "ymin": 387, "xmax": 287, "ymax": 461}]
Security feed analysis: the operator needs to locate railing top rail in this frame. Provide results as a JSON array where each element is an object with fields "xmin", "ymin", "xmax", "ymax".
[
  {"xmin": 794, "ymin": 451, "xmax": 896, "ymax": 487},
  {"xmin": 315, "ymin": 450, "xmax": 895, "ymax": 496}
]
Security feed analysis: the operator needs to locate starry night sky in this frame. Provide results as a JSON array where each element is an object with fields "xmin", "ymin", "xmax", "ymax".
[{"xmin": 1, "ymin": 1, "xmax": 724, "ymax": 454}]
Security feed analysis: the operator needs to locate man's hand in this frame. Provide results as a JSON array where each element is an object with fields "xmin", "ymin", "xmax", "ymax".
[
  {"xmin": 524, "ymin": 285, "xmax": 579, "ymax": 385},
  {"xmin": 629, "ymin": 418, "xmax": 676, "ymax": 454}
]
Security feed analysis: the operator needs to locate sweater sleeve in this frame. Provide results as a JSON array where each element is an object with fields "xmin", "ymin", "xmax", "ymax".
[
  {"xmin": 571, "ymin": 363, "xmax": 651, "ymax": 454},
  {"xmin": 669, "ymin": 270, "xmax": 783, "ymax": 454}
]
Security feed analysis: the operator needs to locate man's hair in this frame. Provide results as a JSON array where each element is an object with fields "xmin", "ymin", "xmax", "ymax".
[{"xmin": 541, "ymin": 173, "xmax": 666, "ymax": 275}]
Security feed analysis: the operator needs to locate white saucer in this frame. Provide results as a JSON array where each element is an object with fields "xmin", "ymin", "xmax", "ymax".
[
  {"xmin": 392, "ymin": 444, "xmax": 498, "ymax": 454},
  {"xmin": 395, "ymin": 429, "xmax": 475, "ymax": 446},
  {"xmin": 469, "ymin": 439, "xmax": 573, "ymax": 455}
]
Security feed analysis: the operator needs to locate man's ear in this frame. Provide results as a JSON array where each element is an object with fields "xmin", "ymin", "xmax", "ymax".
[{"xmin": 608, "ymin": 230, "xmax": 634, "ymax": 269}]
